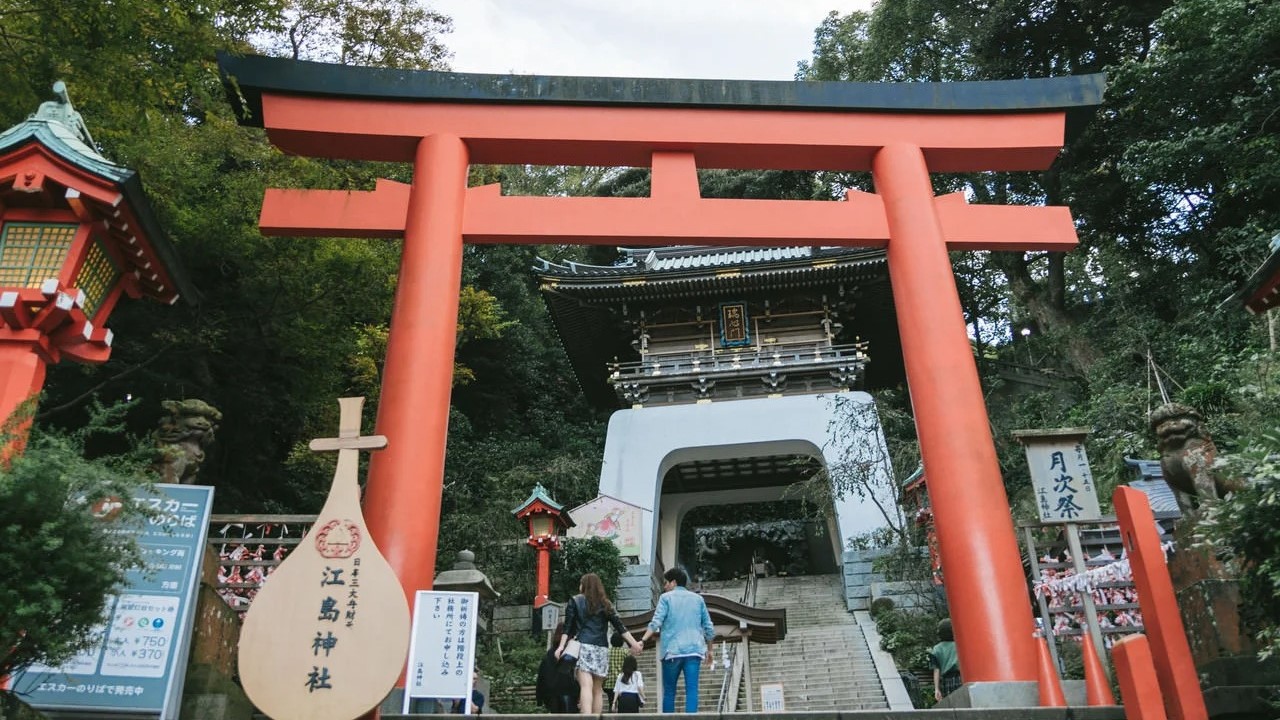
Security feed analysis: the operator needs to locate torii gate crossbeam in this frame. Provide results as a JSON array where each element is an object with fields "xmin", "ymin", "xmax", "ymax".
[{"xmin": 219, "ymin": 52, "xmax": 1105, "ymax": 687}]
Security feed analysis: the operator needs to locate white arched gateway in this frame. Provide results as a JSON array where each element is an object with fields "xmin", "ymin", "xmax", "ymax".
[{"xmin": 601, "ymin": 392, "xmax": 891, "ymax": 570}]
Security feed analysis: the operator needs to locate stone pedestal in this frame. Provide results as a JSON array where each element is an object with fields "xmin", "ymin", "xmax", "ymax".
[
  {"xmin": 1169, "ymin": 525, "xmax": 1253, "ymax": 664},
  {"xmin": 180, "ymin": 547, "xmax": 254, "ymax": 720},
  {"xmin": 936, "ymin": 680, "xmax": 1090, "ymax": 709},
  {"xmin": 1169, "ymin": 522, "xmax": 1279, "ymax": 719}
]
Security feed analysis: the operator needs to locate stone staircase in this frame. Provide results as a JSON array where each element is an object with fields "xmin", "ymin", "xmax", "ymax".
[
  {"xmin": 650, "ymin": 578, "xmax": 747, "ymax": 713},
  {"xmin": 646, "ymin": 574, "xmax": 895, "ymax": 712},
  {"xmin": 738, "ymin": 573, "xmax": 888, "ymax": 711}
]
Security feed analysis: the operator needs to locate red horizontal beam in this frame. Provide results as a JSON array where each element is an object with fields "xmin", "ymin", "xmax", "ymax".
[
  {"xmin": 260, "ymin": 95, "xmax": 1067, "ymax": 173},
  {"xmin": 260, "ymin": 183, "xmax": 1077, "ymax": 252},
  {"xmin": 261, "ymin": 179, "xmax": 411, "ymax": 238}
]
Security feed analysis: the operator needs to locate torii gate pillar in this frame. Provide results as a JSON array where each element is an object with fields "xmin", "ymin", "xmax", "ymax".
[
  {"xmin": 360, "ymin": 134, "xmax": 468, "ymax": 600},
  {"xmin": 873, "ymin": 144, "xmax": 1033, "ymax": 677},
  {"xmin": 219, "ymin": 52, "xmax": 1105, "ymax": 688}
]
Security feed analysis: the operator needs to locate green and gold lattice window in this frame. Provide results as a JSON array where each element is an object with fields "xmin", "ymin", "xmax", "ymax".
[
  {"xmin": 0, "ymin": 222, "xmax": 76, "ymax": 288},
  {"xmin": 75, "ymin": 238, "xmax": 121, "ymax": 318}
]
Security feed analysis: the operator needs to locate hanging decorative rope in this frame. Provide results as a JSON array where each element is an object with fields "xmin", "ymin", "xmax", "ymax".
[{"xmin": 1033, "ymin": 541, "xmax": 1174, "ymax": 596}]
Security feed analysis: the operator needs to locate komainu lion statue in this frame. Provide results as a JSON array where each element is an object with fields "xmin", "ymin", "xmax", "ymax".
[
  {"xmin": 1149, "ymin": 402, "xmax": 1243, "ymax": 515},
  {"xmin": 154, "ymin": 399, "xmax": 222, "ymax": 484}
]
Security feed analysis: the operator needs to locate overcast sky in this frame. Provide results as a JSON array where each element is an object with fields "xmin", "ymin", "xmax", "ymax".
[{"xmin": 430, "ymin": 1, "xmax": 875, "ymax": 81}]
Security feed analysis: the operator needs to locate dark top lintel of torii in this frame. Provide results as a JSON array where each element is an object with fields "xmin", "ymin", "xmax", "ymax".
[{"xmin": 217, "ymin": 51, "xmax": 1105, "ymax": 131}]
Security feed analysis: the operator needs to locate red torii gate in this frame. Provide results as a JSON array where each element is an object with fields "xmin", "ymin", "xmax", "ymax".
[{"xmin": 219, "ymin": 53, "xmax": 1103, "ymax": 686}]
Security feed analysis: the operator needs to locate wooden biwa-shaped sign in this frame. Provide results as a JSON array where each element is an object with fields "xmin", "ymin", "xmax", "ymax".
[{"xmin": 238, "ymin": 397, "xmax": 410, "ymax": 720}]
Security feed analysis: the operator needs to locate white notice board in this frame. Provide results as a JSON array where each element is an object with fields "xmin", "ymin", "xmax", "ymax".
[
  {"xmin": 404, "ymin": 591, "xmax": 479, "ymax": 713},
  {"xmin": 760, "ymin": 682, "xmax": 785, "ymax": 712}
]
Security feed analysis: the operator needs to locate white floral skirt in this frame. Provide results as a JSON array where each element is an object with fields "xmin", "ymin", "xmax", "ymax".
[{"xmin": 577, "ymin": 642, "xmax": 610, "ymax": 677}]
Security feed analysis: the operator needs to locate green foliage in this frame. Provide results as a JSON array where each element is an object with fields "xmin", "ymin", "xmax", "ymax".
[
  {"xmin": 0, "ymin": 403, "xmax": 156, "ymax": 680},
  {"xmin": 477, "ymin": 632, "xmax": 543, "ymax": 714},
  {"xmin": 258, "ymin": 0, "xmax": 453, "ymax": 69},
  {"xmin": 552, "ymin": 537, "xmax": 625, "ymax": 604},
  {"xmin": 1195, "ymin": 431, "xmax": 1280, "ymax": 659},
  {"xmin": 869, "ymin": 603, "xmax": 945, "ymax": 707}
]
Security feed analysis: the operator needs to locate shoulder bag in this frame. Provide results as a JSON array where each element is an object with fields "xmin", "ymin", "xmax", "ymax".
[{"xmin": 562, "ymin": 595, "xmax": 587, "ymax": 661}]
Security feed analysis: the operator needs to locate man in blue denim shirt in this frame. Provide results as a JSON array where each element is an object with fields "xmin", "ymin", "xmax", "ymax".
[{"xmin": 640, "ymin": 567, "xmax": 715, "ymax": 713}]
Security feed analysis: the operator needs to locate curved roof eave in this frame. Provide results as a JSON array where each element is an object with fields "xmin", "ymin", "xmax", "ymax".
[
  {"xmin": 0, "ymin": 125, "xmax": 199, "ymax": 306},
  {"xmin": 535, "ymin": 247, "xmax": 887, "ymax": 282},
  {"xmin": 0, "ymin": 122, "xmax": 128, "ymax": 182},
  {"xmin": 218, "ymin": 52, "xmax": 1105, "ymax": 131}
]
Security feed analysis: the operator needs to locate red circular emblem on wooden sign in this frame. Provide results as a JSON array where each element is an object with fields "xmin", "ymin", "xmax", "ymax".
[{"xmin": 314, "ymin": 519, "xmax": 362, "ymax": 558}]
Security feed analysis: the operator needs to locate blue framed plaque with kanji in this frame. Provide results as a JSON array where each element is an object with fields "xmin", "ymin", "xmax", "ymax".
[{"xmin": 719, "ymin": 301, "xmax": 751, "ymax": 347}]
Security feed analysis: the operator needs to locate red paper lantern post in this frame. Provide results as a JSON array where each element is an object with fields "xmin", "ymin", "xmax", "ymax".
[{"xmin": 512, "ymin": 484, "xmax": 575, "ymax": 608}]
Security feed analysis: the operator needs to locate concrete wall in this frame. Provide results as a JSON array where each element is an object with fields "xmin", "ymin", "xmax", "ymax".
[
  {"xmin": 599, "ymin": 392, "xmax": 896, "ymax": 573},
  {"xmin": 869, "ymin": 581, "xmax": 938, "ymax": 613},
  {"xmin": 842, "ymin": 548, "xmax": 889, "ymax": 611},
  {"xmin": 615, "ymin": 563, "xmax": 656, "ymax": 615},
  {"xmin": 492, "ymin": 605, "xmax": 532, "ymax": 637}
]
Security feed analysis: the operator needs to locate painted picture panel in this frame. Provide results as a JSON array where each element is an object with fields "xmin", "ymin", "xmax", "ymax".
[{"xmin": 566, "ymin": 495, "xmax": 643, "ymax": 559}]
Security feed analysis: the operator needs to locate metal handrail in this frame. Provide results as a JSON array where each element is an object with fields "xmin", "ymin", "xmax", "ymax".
[{"xmin": 716, "ymin": 569, "xmax": 759, "ymax": 712}]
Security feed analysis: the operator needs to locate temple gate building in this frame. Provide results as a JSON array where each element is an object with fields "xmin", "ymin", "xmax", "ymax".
[{"xmin": 536, "ymin": 244, "xmax": 903, "ymax": 608}]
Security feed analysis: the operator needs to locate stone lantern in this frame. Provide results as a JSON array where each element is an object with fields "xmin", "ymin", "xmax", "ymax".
[
  {"xmin": 434, "ymin": 549, "xmax": 500, "ymax": 631},
  {"xmin": 512, "ymin": 483, "xmax": 574, "ymax": 608},
  {"xmin": 0, "ymin": 82, "xmax": 189, "ymax": 429}
]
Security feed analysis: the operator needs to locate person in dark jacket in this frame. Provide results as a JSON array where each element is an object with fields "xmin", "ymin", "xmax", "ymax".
[
  {"xmin": 536, "ymin": 623, "xmax": 579, "ymax": 713},
  {"xmin": 555, "ymin": 573, "xmax": 643, "ymax": 714}
]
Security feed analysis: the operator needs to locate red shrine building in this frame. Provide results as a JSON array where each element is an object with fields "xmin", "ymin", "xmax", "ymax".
[
  {"xmin": 0, "ymin": 83, "xmax": 188, "ymax": 426},
  {"xmin": 535, "ymin": 244, "xmax": 904, "ymax": 609}
]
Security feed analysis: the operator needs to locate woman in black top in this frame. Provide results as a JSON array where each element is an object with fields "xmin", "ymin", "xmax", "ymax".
[
  {"xmin": 555, "ymin": 573, "xmax": 643, "ymax": 714},
  {"xmin": 536, "ymin": 623, "xmax": 579, "ymax": 713}
]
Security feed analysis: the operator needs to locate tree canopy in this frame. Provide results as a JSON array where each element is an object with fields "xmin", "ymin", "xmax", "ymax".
[{"xmin": 4, "ymin": 0, "xmax": 1280, "ymax": 635}]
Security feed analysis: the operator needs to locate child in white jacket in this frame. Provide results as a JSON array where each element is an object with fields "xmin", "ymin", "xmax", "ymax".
[{"xmin": 612, "ymin": 655, "xmax": 645, "ymax": 713}]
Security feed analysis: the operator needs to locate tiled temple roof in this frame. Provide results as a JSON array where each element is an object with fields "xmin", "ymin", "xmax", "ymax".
[
  {"xmin": 0, "ymin": 84, "xmax": 194, "ymax": 303},
  {"xmin": 534, "ymin": 245, "xmax": 902, "ymax": 408}
]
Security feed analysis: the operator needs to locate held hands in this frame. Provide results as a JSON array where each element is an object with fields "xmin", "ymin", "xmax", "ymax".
[{"xmin": 628, "ymin": 640, "xmax": 643, "ymax": 657}]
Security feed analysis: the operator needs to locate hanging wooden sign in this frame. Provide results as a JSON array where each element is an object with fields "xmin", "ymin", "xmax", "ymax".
[{"xmin": 238, "ymin": 397, "xmax": 410, "ymax": 720}]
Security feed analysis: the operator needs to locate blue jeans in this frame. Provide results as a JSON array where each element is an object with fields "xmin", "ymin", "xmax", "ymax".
[{"xmin": 661, "ymin": 655, "xmax": 702, "ymax": 713}]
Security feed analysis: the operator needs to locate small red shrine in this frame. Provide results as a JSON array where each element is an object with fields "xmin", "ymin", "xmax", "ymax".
[
  {"xmin": 513, "ymin": 483, "xmax": 575, "ymax": 608},
  {"xmin": 0, "ymin": 83, "xmax": 187, "ymax": 427}
]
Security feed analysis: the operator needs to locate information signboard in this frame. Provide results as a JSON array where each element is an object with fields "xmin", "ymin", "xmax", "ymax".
[
  {"xmin": 12, "ymin": 484, "xmax": 215, "ymax": 719},
  {"xmin": 565, "ymin": 495, "xmax": 643, "ymax": 559},
  {"xmin": 403, "ymin": 591, "xmax": 479, "ymax": 713},
  {"xmin": 1016, "ymin": 428, "xmax": 1102, "ymax": 523},
  {"xmin": 760, "ymin": 682, "xmax": 785, "ymax": 712}
]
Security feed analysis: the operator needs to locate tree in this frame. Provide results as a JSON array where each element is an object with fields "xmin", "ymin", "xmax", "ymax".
[
  {"xmin": 553, "ymin": 537, "xmax": 625, "ymax": 603},
  {"xmin": 260, "ymin": 0, "xmax": 453, "ymax": 69},
  {"xmin": 0, "ymin": 404, "xmax": 154, "ymax": 682}
]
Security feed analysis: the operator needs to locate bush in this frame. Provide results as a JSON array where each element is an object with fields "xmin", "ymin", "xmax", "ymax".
[
  {"xmin": 1195, "ymin": 433, "xmax": 1280, "ymax": 658},
  {"xmin": 0, "ymin": 404, "xmax": 155, "ymax": 680},
  {"xmin": 477, "ymin": 632, "xmax": 544, "ymax": 714},
  {"xmin": 871, "ymin": 606, "xmax": 945, "ymax": 707},
  {"xmin": 552, "ymin": 537, "xmax": 625, "ymax": 602}
]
